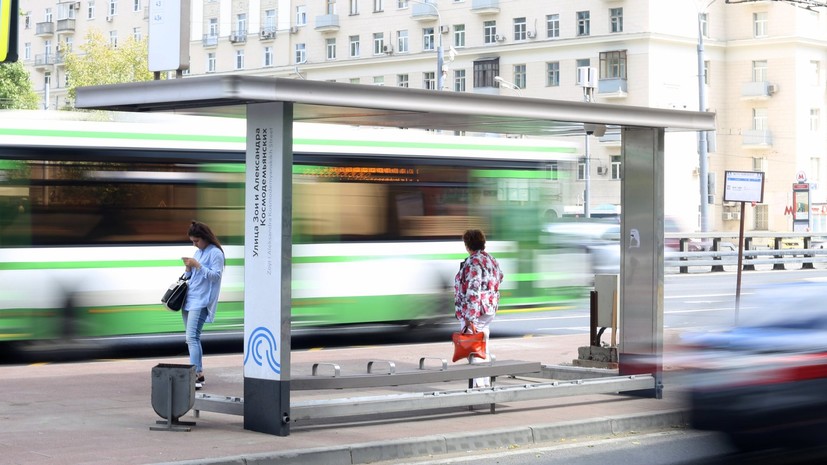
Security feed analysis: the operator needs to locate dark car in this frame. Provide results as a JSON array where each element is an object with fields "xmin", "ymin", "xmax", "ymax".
[{"xmin": 678, "ymin": 280, "xmax": 827, "ymax": 451}]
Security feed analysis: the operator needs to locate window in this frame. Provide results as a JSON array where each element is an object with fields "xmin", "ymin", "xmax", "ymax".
[
  {"xmin": 373, "ymin": 76, "xmax": 384, "ymax": 85},
  {"xmin": 576, "ymin": 58, "xmax": 590, "ymax": 80},
  {"xmin": 350, "ymin": 78, "xmax": 361, "ymax": 84},
  {"xmin": 454, "ymin": 69, "xmax": 466, "ymax": 92},
  {"xmin": 236, "ymin": 13, "xmax": 248, "ymax": 35},
  {"xmin": 235, "ymin": 50, "xmax": 245, "ymax": 69},
  {"xmin": 704, "ymin": 60, "xmax": 710, "ymax": 85},
  {"xmin": 109, "ymin": 30, "xmax": 118, "ymax": 47},
  {"xmin": 599, "ymin": 50, "xmax": 627, "ymax": 79},
  {"xmin": 397, "ymin": 0, "xmax": 408, "ymax": 7},
  {"xmin": 754, "ymin": 204, "xmax": 768, "ymax": 230},
  {"xmin": 753, "ymin": 12, "xmax": 767, "ymax": 38},
  {"xmin": 24, "ymin": 42, "xmax": 31, "ymax": 60},
  {"xmin": 373, "ymin": 32, "xmax": 384, "ymax": 55},
  {"xmin": 350, "ymin": 0, "xmax": 358, "ymax": 15},
  {"xmin": 296, "ymin": 5, "xmax": 307, "ymax": 26},
  {"xmin": 397, "ymin": 74, "xmax": 409, "ymax": 87},
  {"xmin": 264, "ymin": 46, "xmax": 273, "ymax": 66},
  {"xmin": 423, "ymin": 27, "xmax": 435, "ymax": 51},
  {"xmin": 513, "ymin": 64, "xmax": 526, "ymax": 89},
  {"xmin": 207, "ymin": 52, "xmax": 215, "ymax": 73},
  {"xmin": 811, "ymin": 109, "xmax": 820, "ymax": 132},
  {"xmin": 87, "ymin": 1, "xmax": 95, "ymax": 19},
  {"xmin": 295, "ymin": 43, "xmax": 307, "ymax": 63},
  {"xmin": 208, "ymin": 18, "xmax": 219, "ymax": 37},
  {"xmin": 577, "ymin": 159, "xmax": 586, "ymax": 180},
  {"xmin": 397, "ymin": 30, "xmax": 408, "ymax": 52},
  {"xmin": 326, "ymin": 38, "xmax": 337, "ymax": 60},
  {"xmin": 453, "ymin": 24, "xmax": 465, "ymax": 47},
  {"xmin": 349, "ymin": 35, "xmax": 360, "ymax": 57},
  {"xmin": 546, "ymin": 61, "xmax": 560, "ymax": 87},
  {"xmin": 326, "ymin": 0, "xmax": 336, "ymax": 15},
  {"xmin": 107, "ymin": 0, "xmax": 116, "ymax": 17},
  {"xmin": 752, "ymin": 60, "xmax": 767, "ymax": 82},
  {"xmin": 700, "ymin": 13, "xmax": 709, "ymax": 38},
  {"xmin": 546, "ymin": 14, "xmax": 559, "ymax": 38},
  {"xmin": 514, "ymin": 17, "xmax": 527, "ymax": 41},
  {"xmin": 483, "ymin": 21, "xmax": 496, "ymax": 44},
  {"xmin": 752, "ymin": 108, "xmax": 768, "ymax": 130},
  {"xmin": 263, "ymin": 9, "xmax": 276, "ymax": 32},
  {"xmin": 577, "ymin": 11, "xmax": 590, "ymax": 36},
  {"xmin": 373, "ymin": 0, "xmax": 383, "ymax": 12},
  {"xmin": 611, "ymin": 156, "xmax": 621, "ymax": 180},
  {"xmin": 424, "ymin": 71, "xmax": 435, "ymax": 90},
  {"xmin": 133, "ymin": 0, "xmax": 141, "ymax": 12},
  {"xmin": 132, "ymin": 27, "xmax": 141, "ymax": 41},
  {"xmin": 473, "ymin": 58, "xmax": 499, "ymax": 88},
  {"xmin": 610, "ymin": 8, "xmax": 623, "ymax": 33}
]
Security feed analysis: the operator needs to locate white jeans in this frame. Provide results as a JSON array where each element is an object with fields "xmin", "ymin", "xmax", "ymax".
[{"xmin": 461, "ymin": 314, "xmax": 494, "ymax": 388}]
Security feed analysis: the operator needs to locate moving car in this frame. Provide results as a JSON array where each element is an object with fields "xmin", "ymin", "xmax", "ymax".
[{"xmin": 679, "ymin": 280, "xmax": 827, "ymax": 451}]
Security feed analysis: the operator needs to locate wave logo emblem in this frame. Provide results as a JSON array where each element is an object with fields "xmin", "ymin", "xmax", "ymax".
[{"xmin": 243, "ymin": 326, "xmax": 281, "ymax": 375}]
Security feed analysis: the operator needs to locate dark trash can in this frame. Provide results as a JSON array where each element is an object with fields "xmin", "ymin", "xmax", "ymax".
[{"xmin": 150, "ymin": 363, "xmax": 196, "ymax": 432}]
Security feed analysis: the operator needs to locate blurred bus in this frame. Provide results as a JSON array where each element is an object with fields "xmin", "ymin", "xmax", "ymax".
[{"xmin": 0, "ymin": 110, "xmax": 582, "ymax": 347}]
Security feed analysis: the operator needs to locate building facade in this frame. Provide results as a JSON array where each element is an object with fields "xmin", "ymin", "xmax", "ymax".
[{"xmin": 16, "ymin": 0, "xmax": 827, "ymax": 232}]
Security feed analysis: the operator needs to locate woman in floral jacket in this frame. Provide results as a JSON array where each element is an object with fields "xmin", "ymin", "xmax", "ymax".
[{"xmin": 454, "ymin": 229, "xmax": 504, "ymax": 387}]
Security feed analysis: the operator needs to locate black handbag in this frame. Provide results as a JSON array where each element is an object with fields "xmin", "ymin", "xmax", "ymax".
[{"xmin": 161, "ymin": 274, "xmax": 188, "ymax": 311}]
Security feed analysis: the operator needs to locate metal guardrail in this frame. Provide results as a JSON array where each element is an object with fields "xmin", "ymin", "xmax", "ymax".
[{"xmin": 666, "ymin": 248, "xmax": 827, "ymax": 270}]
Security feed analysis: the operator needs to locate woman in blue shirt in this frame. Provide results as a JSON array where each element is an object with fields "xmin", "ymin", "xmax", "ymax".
[{"xmin": 181, "ymin": 221, "xmax": 225, "ymax": 390}]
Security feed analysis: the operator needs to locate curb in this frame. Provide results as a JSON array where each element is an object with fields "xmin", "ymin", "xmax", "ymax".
[{"xmin": 152, "ymin": 409, "xmax": 689, "ymax": 465}]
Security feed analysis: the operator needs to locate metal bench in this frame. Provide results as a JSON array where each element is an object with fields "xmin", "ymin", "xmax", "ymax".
[{"xmin": 291, "ymin": 357, "xmax": 542, "ymax": 391}]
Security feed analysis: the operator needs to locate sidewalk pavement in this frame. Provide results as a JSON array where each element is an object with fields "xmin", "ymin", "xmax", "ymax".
[{"xmin": 1, "ymin": 332, "xmax": 690, "ymax": 465}]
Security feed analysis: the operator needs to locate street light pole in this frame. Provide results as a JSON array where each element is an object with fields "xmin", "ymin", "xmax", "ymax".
[
  {"xmin": 413, "ymin": 0, "xmax": 444, "ymax": 91},
  {"xmin": 697, "ymin": 1, "xmax": 715, "ymax": 232}
]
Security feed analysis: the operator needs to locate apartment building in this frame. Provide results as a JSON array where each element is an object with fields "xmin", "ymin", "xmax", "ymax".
[{"xmin": 16, "ymin": 0, "xmax": 827, "ymax": 232}]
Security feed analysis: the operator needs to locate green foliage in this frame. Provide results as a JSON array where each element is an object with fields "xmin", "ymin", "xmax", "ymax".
[
  {"xmin": 64, "ymin": 29, "xmax": 154, "ymax": 105},
  {"xmin": 0, "ymin": 62, "xmax": 40, "ymax": 109}
]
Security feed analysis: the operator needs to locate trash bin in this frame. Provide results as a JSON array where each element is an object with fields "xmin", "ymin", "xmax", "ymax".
[{"xmin": 150, "ymin": 363, "xmax": 196, "ymax": 432}]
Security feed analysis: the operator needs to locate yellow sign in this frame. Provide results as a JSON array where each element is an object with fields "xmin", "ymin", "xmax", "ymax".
[{"xmin": 0, "ymin": 0, "xmax": 19, "ymax": 63}]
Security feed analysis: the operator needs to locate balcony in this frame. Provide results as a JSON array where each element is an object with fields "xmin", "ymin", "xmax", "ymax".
[
  {"xmin": 229, "ymin": 30, "xmax": 247, "ymax": 43},
  {"xmin": 55, "ymin": 52, "xmax": 67, "ymax": 66},
  {"xmin": 315, "ymin": 14, "xmax": 339, "ymax": 31},
  {"xmin": 598, "ymin": 78, "xmax": 627, "ymax": 99},
  {"xmin": 202, "ymin": 35, "xmax": 218, "ymax": 47},
  {"xmin": 259, "ymin": 27, "xmax": 276, "ymax": 40},
  {"xmin": 742, "ymin": 129, "xmax": 773, "ymax": 148},
  {"xmin": 741, "ymin": 81, "xmax": 777, "ymax": 100},
  {"xmin": 36, "ymin": 22, "xmax": 54, "ymax": 36},
  {"xmin": 411, "ymin": 3, "xmax": 438, "ymax": 21},
  {"xmin": 34, "ymin": 53, "xmax": 56, "ymax": 68},
  {"xmin": 471, "ymin": 0, "xmax": 500, "ymax": 14},
  {"xmin": 56, "ymin": 18, "xmax": 76, "ymax": 33}
]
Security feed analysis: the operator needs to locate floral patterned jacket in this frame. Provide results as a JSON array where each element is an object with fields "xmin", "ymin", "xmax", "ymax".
[{"xmin": 454, "ymin": 250, "xmax": 504, "ymax": 325}]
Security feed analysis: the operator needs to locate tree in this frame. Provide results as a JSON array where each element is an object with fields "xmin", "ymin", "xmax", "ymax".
[
  {"xmin": 64, "ymin": 29, "xmax": 154, "ymax": 106},
  {"xmin": 0, "ymin": 61, "xmax": 39, "ymax": 109}
]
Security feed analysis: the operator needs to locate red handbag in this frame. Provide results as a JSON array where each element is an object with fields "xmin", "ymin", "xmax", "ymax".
[{"xmin": 451, "ymin": 324, "xmax": 486, "ymax": 363}]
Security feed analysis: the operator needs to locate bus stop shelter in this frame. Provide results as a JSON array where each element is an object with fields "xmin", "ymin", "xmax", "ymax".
[{"xmin": 76, "ymin": 75, "xmax": 716, "ymax": 436}]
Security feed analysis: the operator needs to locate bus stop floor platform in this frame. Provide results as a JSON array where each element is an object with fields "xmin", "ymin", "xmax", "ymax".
[{"xmin": 0, "ymin": 332, "xmax": 690, "ymax": 465}]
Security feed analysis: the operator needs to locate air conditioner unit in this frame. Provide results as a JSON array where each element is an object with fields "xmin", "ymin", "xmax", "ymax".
[
  {"xmin": 260, "ymin": 30, "xmax": 274, "ymax": 39},
  {"xmin": 440, "ymin": 25, "xmax": 449, "ymax": 34},
  {"xmin": 289, "ymin": 26, "xmax": 299, "ymax": 34},
  {"xmin": 527, "ymin": 31, "xmax": 536, "ymax": 39},
  {"xmin": 732, "ymin": 212, "xmax": 741, "ymax": 221},
  {"xmin": 495, "ymin": 34, "xmax": 505, "ymax": 42},
  {"xmin": 767, "ymin": 83, "xmax": 778, "ymax": 95},
  {"xmin": 692, "ymin": 167, "xmax": 700, "ymax": 176},
  {"xmin": 105, "ymin": 15, "xmax": 113, "ymax": 22},
  {"xmin": 383, "ymin": 44, "xmax": 393, "ymax": 54},
  {"xmin": 597, "ymin": 166, "xmax": 607, "ymax": 175}
]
